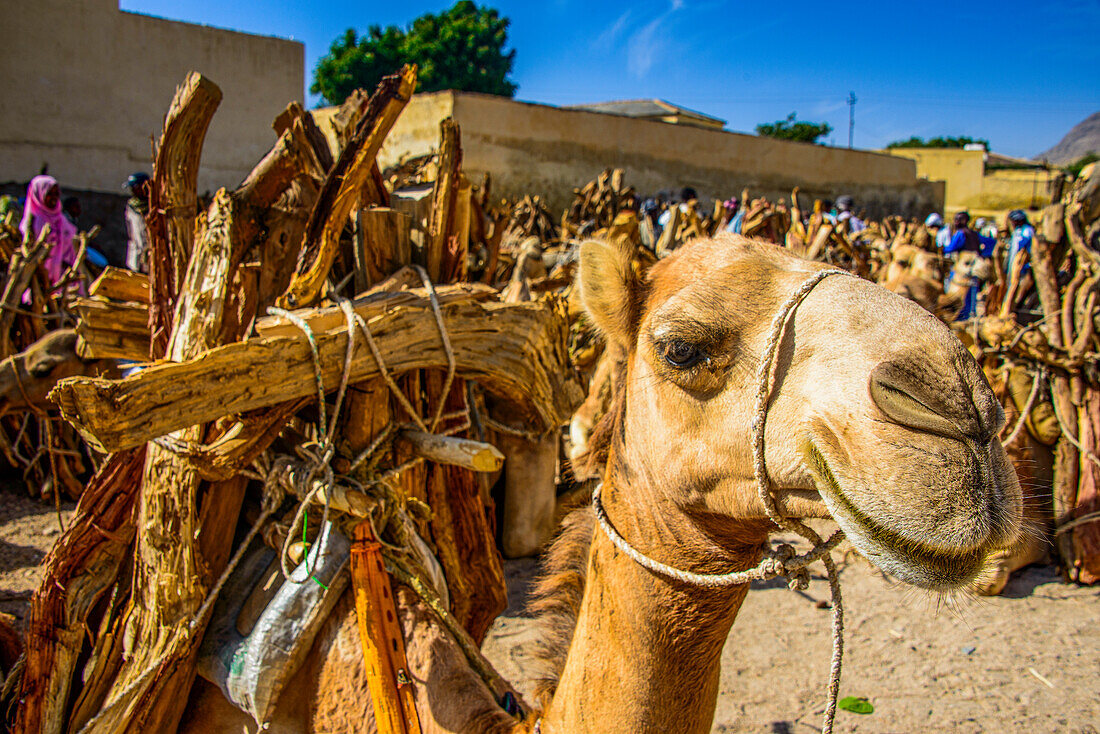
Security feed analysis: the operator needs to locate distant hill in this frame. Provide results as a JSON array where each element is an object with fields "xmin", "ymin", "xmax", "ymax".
[{"xmin": 1035, "ymin": 111, "xmax": 1100, "ymax": 165}]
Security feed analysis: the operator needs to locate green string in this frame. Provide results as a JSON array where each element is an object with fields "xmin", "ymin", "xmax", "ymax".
[{"xmin": 301, "ymin": 508, "xmax": 329, "ymax": 590}]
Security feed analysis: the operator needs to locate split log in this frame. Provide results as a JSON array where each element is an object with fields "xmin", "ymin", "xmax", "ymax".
[
  {"xmin": 354, "ymin": 208, "xmax": 412, "ymax": 293},
  {"xmin": 54, "ymin": 298, "xmax": 583, "ymax": 454},
  {"xmin": 89, "ymin": 267, "xmax": 150, "ymax": 304},
  {"xmin": 256, "ymin": 282, "xmax": 497, "ymax": 339},
  {"xmin": 74, "ymin": 327, "xmax": 150, "ymax": 362},
  {"xmin": 146, "ymin": 73, "xmax": 222, "ymax": 356},
  {"xmin": 278, "ymin": 65, "xmax": 417, "ymax": 310},
  {"xmin": 14, "ymin": 448, "xmax": 146, "ymax": 734},
  {"xmin": 426, "ymin": 119, "xmax": 461, "ymax": 282},
  {"xmin": 72, "ymin": 297, "xmax": 150, "ymax": 336}
]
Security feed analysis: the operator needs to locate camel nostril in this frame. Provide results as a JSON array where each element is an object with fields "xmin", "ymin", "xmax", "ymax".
[{"xmin": 869, "ymin": 357, "xmax": 986, "ymax": 442}]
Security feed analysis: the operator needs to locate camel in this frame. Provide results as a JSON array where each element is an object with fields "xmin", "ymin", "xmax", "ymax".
[
  {"xmin": 0, "ymin": 329, "xmax": 112, "ymax": 417},
  {"xmin": 182, "ymin": 234, "xmax": 1021, "ymax": 733}
]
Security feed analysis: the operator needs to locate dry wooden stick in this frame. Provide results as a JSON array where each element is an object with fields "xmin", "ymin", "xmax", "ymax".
[
  {"xmin": 146, "ymin": 72, "xmax": 223, "ymax": 357},
  {"xmin": 278, "ymin": 65, "xmax": 418, "ymax": 310},
  {"xmin": 14, "ymin": 448, "xmax": 147, "ymax": 734}
]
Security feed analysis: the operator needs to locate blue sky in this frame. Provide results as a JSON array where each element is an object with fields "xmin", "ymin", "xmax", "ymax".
[{"xmin": 120, "ymin": 0, "xmax": 1100, "ymax": 159}]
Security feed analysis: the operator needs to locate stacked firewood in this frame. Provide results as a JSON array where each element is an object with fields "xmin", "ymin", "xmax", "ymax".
[
  {"xmin": 560, "ymin": 168, "xmax": 635, "ymax": 239},
  {"xmin": 0, "ymin": 216, "xmax": 104, "ymax": 499},
  {"xmin": 501, "ymin": 193, "xmax": 557, "ymax": 244},
  {"xmin": 11, "ymin": 66, "xmax": 582, "ymax": 733},
  {"xmin": 960, "ymin": 166, "xmax": 1100, "ymax": 584}
]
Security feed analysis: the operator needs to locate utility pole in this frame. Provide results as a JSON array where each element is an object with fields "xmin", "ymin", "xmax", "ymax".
[{"xmin": 847, "ymin": 91, "xmax": 857, "ymax": 149}]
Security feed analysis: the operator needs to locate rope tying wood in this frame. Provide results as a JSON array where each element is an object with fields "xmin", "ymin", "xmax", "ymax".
[{"xmin": 592, "ymin": 267, "xmax": 853, "ymax": 734}]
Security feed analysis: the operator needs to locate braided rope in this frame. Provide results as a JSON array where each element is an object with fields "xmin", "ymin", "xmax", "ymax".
[{"xmin": 592, "ymin": 267, "xmax": 853, "ymax": 734}]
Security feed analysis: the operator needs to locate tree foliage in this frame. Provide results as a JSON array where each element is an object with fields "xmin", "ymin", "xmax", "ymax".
[
  {"xmin": 886, "ymin": 135, "xmax": 990, "ymax": 150},
  {"xmin": 311, "ymin": 1, "xmax": 517, "ymax": 106},
  {"xmin": 1065, "ymin": 152, "xmax": 1099, "ymax": 178},
  {"xmin": 755, "ymin": 113, "xmax": 832, "ymax": 144}
]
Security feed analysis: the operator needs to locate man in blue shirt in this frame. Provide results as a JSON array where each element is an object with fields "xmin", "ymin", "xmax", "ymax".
[
  {"xmin": 1005, "ymin": 209, "xmax": 1034, "ymax": 277},
  {"xmin": 944, "ymin": 211, "xmax": 996, "ymax": 257},
  {"xmin": 1003, "ymin": 209, "xmax": 1035, "ymax": 317},
  {"xmin": 944, "ymin": 211, "xmax": 996, "ymax": 320}
]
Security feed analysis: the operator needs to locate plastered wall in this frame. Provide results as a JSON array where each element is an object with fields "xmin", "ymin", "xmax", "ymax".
[
  {"xmin": 0, "ymin": 0, "xmax": 303, "ymax": 195},
  {"xmin": 885, "ymin": 148, "xmax": 1051, "ymax": 213},
  {"xmin": 378, "ymin": 92, "xmax": 944, "ymax": 219}
]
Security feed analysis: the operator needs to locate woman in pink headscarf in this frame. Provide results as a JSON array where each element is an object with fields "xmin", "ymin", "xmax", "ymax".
[{"xmin": 19, "ymin": 175, "xmax": 79, "ymax": 285}]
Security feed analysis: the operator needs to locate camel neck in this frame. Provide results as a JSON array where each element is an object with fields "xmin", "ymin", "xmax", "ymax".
[{"xmin": 540, "ymin": 479, "xmax": 763, "ymax": 734}]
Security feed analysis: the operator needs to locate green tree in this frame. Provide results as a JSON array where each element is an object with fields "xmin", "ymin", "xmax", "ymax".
[
  {"xmin": 311, "ymin": 1, "xmax": 517, "ymax": 106},
  {"xmin": 1065, "ymin": 152, "xmax": 1099, "ymax": 177},
  {"xmin": 755, "ymin": 113, "xmax": 832, "ymax": 144},
  {"xmin": 886, "ymin": 135, "xmax": 991, "ymax": 149}
]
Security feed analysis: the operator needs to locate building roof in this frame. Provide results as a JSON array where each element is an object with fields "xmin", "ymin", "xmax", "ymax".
[
  {"xmin": 985, "ymin": 151, "xmax": 1048, "ymax": 169},
  {"xmin": 563, "ymin": 99, "xmax": 726, "ymax": 129}
]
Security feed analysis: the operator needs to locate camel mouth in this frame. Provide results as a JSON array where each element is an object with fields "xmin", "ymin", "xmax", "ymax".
[{"xmin": 805, "ymin": 442, "xmax": 989, "ymax": 590}]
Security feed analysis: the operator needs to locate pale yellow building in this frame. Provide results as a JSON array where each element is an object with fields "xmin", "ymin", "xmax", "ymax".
[
  {"xmin": 373, "ymin": 91, "xmax": 943, "ymax": 218},
  {"xmin": 1, "ymin": 0, "xmax": 304, "ymax": 195},
  {"xmin": 884, "ymin": 147, "xmax": 1053, "ymax": 214}
]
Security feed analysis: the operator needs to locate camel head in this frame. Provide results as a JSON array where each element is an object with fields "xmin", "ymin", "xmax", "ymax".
[
  {"xmin": 577, "ymin": 234, "xmax": 1021, "ymax": 590},
  {"xmin": 0, "ymin": 329, "xmax": 108, "ymax": 418}
]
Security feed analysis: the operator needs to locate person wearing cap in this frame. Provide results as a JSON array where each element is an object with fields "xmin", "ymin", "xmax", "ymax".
[
  {"xmin": 944, "ymin": 211, "xmax": 995, "ymax": 257},
  {"xmin": 925, "ymin": 212, "xmax": 952, "ymax": 250},
  {"xmin": 124, "ymin": 172, "xmax": 151, "ymax": 272},
  {"xmin": 944, "ymin": 211, "xmax": 996, "ymax": 320},
  {"xmin": 1002, "ymin": 209, "xmax": 1035, "ymax": 315},
  {"xmin": 835, "ymin": 195, "xmax": 865, "ymax": 233},
  {"xmin": 1005, "ymin": 210, "xmax": 1034, "ymax": 276},
  {"xmin": 924, "ymin": 212, "xmax": 949, "ymax": 249}
]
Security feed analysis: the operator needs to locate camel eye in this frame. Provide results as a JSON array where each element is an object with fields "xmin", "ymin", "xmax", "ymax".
[{"xmin": 662, "ymin": 340, "xmax": 701, "ymax": 368}]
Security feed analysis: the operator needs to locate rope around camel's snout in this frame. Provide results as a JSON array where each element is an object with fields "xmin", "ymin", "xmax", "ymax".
[{"xmin": 592, "ymin": 268, "xmax": 853, "ymax": 734}]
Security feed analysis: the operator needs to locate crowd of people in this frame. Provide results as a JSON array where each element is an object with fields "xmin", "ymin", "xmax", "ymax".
[
  {"xmin": 626, "ymin": 184, "xmax": 1037, "ymax": 324},
  {"xmin": 1, "ymin": 171, "xmax": 1039, "ymax": 329}
]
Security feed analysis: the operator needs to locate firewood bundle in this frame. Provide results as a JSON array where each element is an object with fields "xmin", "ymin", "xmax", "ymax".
[
  {"xmin": 11, "ymin": 66, "xmax": 582, "ymax": 733},
  {"xmin": 0, "ymin": 215, "xmax": 104, "ymax": 499},
  {"xmin": 561, "ymin": 168, "xmax": 635, "ymax": 239},
  {"xmin": 501, "ymin": 193, "xmax": 558, "ymax": 244},
  {"xmin": 961, "ymin": 165, "xmax": 1100, "ymax": 584}
]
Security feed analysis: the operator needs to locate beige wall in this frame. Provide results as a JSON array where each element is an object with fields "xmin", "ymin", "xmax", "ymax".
[
  {"xmin": 885, "ymin": 148, "xmax": 1051, "ymax": 213},
  {"xmin": 378, "ymin": 92, "xmax": 943, "ymax": 219},
  {"xmin": 0, "ymin": 0, "xmax": 303, "ymax": 195}
]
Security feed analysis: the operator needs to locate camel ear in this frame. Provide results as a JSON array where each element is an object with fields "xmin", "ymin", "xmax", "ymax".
[{"xmin": 577, "ymin": 237, "xmax": 642, "ymax": 345}]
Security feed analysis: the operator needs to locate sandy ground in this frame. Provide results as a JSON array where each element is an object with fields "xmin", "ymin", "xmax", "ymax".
[
  {"xmin": 0, "ymin": 492, "xmax": 73, "ymax": 629},
  {"xmin": 2, "ymin": 493, "xmax": 1098, "ymax": 733},
  {"xmin": 482, "ymin": 550, "xmax": 1100, "ymax": 733}
]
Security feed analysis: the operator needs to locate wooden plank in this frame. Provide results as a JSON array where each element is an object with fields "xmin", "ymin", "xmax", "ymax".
[
  {"xmin": 89, "ymin": 268, "xmax": 150, "ymax": 304},
  {"xmin": 53, "ymin": 299, "xmax": 582, "ymax": 454}
]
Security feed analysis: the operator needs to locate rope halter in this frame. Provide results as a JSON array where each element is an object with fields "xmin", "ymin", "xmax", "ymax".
[{"xmin": 592, "ymin": 267, "xmax": 854, "ymax": 734}]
